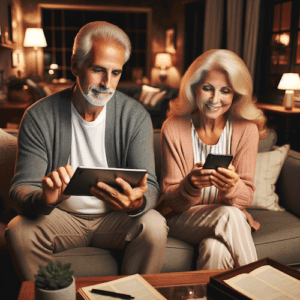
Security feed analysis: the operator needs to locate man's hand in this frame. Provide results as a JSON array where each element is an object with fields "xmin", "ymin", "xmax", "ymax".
[
  {"xmin": 188, "ymin": 162, "xmax": 214, "ymax": 189},
  {"xmin": 41, "ymin": 165, "xmax": 74, "ymax": 206},
  {"xmin": 90, "ymin": 174, "xmax": 148, "ymax": 212}
]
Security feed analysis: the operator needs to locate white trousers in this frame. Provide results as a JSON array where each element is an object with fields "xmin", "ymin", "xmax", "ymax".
[
  {"xmin": 6, "ymin": 208, "xmax": 168, "ymax": 281},
  {"xmin": 167, "ymin": 204, "xmax": 257, "ymax": 269}
]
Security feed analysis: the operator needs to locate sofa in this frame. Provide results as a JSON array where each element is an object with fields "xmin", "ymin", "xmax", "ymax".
[
  {"xmin": 117, "ymin": 85, "xmax": 179, "ymax": 128},
  {"xmin": 1, "ymin": 126, "xmax": 300, "ymax": 299}
]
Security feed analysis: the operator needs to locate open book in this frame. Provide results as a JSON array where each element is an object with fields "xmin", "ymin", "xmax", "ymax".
[
  {"xmin": 79, "ymin": 274, "xmax": 166, "ymax": 300},
  {"xmin": 224, "ymin": 265, "xmax": 300, "ymax": 300}
]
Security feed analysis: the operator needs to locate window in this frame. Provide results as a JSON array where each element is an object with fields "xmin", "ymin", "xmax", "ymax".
[
  {"xmin": 269, "ymin": 0, "xmax": 300, "ymax": 88},
  {"xmin": 40, "ymin": 5, "xmax": 151, "ymax": 82}
]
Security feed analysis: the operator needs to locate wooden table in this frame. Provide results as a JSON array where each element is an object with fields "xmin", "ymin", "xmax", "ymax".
[
  {"xmin": 17, "ymin": 270, "xmax": 227, "ymax": 300},
  {"xmin": 256, "ymin": 102, "xmax": 300, "ymax": 115}
]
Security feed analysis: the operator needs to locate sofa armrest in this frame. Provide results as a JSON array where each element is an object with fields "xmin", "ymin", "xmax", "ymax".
[{"xmin": 277, "ymin": 149, "xmax": 300, "ymax": 218}]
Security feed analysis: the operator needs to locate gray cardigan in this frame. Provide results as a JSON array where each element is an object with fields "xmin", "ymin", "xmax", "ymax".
[{"xmin": 10, "ymin": 87, "xmax": 159, "ymax": 216}]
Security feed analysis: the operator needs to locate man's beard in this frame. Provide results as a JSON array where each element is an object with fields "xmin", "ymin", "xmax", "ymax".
[{"xmin": 81, "ymin": 85, "xmax": 115, "ymax": 107}]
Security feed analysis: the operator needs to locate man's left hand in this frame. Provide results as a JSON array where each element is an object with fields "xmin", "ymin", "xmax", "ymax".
[{"xmin": 90, "ymin": 174, "xmax": 148, "ymax": 211}]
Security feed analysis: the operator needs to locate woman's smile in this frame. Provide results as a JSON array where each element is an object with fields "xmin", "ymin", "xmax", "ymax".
[{"xmin": 205, "ymin": 103, "xmax": 222, "ymax": 111}]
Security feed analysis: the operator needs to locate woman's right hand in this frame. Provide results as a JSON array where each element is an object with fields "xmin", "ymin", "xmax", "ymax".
[
  {"xmin": 41, "ymin": 165, "xmax": 74, "ymax": 206},
  {"xmin": 188, "ymin": 162, "xmax": 214, "ymax": 189}
]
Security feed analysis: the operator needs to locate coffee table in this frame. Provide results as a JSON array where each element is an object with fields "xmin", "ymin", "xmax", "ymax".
[{"xmin": 17, "ymin": 270, "xmax": 227, "ymax": 299}]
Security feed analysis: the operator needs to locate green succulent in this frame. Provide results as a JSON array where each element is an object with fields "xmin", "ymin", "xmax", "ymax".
[{"xmin": 34, "ymin": 261, "xmax": 74, "ymax": 290}]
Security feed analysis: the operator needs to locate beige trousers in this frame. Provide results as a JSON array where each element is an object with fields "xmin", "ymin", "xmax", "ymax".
[
  {"xmin": 167, "ymin": 204, "xmax": 257, "ymax": 269},
  {"xmin": 5, "ymin": 208, "xmax": 168, "ymax": 281}
]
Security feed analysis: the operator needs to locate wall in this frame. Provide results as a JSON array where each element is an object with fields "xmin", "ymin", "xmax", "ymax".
[
  {"xmin": 0, "ymin": 0, "xmax": 24, "ymax": 81},
  {"xmin": 20, "ymin": 0, "xmax": 186, "ymax": 87}
]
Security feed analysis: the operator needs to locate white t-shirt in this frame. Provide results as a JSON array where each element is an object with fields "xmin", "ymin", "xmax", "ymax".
[{"xmin": 58, "ymin": 102, "xmax": 111, "ymax": 214}]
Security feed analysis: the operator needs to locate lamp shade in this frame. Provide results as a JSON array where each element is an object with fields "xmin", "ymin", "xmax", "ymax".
[
  {"xmin": 24, "ymin": 28, "xmax": 47, "ymax": 48},
  {"xmin": 278, "ymin": 73, "xmax": 300, "ymax": 90},
  {"xmin": 155, "ymin": 53, "xmax": 172, "ymax": 69}
]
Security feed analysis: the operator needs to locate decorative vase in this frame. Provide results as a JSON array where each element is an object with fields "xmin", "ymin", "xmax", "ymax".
[{"xmin": 35, "ymin": 276, "xmax": 76, "ymax": 300}]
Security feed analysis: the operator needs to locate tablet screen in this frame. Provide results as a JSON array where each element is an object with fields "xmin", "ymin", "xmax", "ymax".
[{"xmin": 63, "ymin": 167, "xmax": 147, "ymax": 196}]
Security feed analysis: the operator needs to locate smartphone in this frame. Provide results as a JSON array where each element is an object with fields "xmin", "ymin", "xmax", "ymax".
[{"xmin": 202, "ymin": 154, "xmax": 233, "ymax": 170}]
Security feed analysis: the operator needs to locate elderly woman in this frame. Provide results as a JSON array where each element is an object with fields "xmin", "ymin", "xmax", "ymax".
[{"xmin": 158, "ymin": 49, "xmax": 267, "ymax": 270}]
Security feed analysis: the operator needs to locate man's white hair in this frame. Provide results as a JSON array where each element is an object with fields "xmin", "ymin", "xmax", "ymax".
[{"xmin": 72, "ymin": 21, "xmax": 131, "ymax": 68}]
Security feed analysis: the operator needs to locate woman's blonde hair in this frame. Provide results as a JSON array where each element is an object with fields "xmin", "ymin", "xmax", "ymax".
[{"xmin": 168, "ymin": 49, "xmax": 267, "ymax": 140}]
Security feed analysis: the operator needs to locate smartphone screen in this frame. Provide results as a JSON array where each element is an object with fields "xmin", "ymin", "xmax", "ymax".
[{"xmin": 202, "ymin": 154, "xmax": 233, "ymax": 170}]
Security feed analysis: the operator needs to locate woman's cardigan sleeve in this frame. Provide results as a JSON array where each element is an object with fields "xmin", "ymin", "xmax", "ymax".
[
  {"xmin": 219, "ymin": 120, "xmax": 259, "ymax": 211},
  {"xmin": 160, "ymin": 116, "xmax": 202, "ymax": 212}
]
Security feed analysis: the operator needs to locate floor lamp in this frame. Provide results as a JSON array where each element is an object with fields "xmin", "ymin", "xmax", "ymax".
[{"xmin": 23, "ymin": 28, "xmax": 47, "ymax": 78}]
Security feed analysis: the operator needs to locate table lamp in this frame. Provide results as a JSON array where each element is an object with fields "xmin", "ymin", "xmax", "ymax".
[
  {"xmin": 277, "ymin": 73, "xmax": 300, "ymax": 110},
  {"xmin": 155, "ymin": 53, "xmax": 172, "ymax": 83},
  {"xmin": 23, "ymin": 28, "xmax": 47, "ymax": 77}
]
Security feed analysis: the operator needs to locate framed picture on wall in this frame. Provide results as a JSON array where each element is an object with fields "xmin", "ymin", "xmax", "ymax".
[{"xmin": 165, "ymin": 27, "xmax": 176, "ymax": 54}]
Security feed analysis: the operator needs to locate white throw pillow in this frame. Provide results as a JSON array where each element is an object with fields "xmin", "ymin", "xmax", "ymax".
[
  {"xmin": 251, "ymin": 144, "xmax": 290, "ymax": 211},
  {"xmin": 139, "ymin": 85, "xmax": 166, "ymax": 107}
]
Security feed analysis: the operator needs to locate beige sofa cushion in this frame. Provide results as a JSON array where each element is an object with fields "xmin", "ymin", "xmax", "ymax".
[
  {"xmin": 0, "ymin": 129, "xmax": 17, "ymax": 213},
  {"xmin": 251, "ymin": 144, "xmax": 290, "ymax": 211}
]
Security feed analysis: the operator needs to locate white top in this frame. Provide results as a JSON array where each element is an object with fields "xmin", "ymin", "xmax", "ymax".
[
  {"xmin": 191, "ymin": 116, "xmax": 232, "ymax": 204},
  {"xmin": 58, "ymin": 102, "xmax": 111, "ymax": 214}
]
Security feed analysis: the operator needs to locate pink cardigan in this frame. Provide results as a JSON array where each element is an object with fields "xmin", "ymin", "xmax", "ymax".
[{"xmin": 157, "ymin": 114, "xmax": 260, "ymax": 231}]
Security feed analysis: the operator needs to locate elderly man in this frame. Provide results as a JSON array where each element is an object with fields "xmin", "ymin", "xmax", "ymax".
[{"xmin": 6, "ymin": 21, "xmax": 168, "ymax": 281}]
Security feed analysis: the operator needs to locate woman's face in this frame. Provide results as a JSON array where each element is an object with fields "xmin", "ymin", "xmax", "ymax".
[{"xmin": 194, "ymin": 69, "xmax": 234, "ymax": 121}]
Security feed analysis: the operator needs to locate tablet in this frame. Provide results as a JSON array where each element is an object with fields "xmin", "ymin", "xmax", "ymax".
[{"xmin": 63, "ymin": 167, "xmax": 147, "ymax": 196}]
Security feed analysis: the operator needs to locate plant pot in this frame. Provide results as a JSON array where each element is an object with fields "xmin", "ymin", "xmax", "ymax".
[{"xmin": 35, "ymin": 276, "xmax": 76, "ymax": 300}]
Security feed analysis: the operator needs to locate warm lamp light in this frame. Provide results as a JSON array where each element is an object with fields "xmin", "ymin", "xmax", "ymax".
[
  {"xmin": 278, "ymin": 73, "xmax": 300, "ymax": 110},
  {"xmin": 24, "ymin": 28, "xmax": 47, "ymax": 77},
  {"xmin": 24, "ymin": 28, "xmax": 47, "ymax": 49},
  {"xmin": 155, "ymin": 53, "xmax": 172, "ymax": 83}
]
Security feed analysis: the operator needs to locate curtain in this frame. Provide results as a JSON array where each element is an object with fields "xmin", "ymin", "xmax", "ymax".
[
  {"xmin": 202, "ymin": 0, "xmax": 260, "ymax": 78},
  {"xmin": 227, "ymin": 0, "xmax": 243, "ymax": 56},
  {"xmin": 203, "ymin": 0, "xmax": 224, "ymax": 52},
  {"xmin": 243, "ymin": 0, "xmax": 261, "ymax": 79}
]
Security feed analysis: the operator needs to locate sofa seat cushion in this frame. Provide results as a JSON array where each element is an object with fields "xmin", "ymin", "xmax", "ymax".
[
  {"xmin": 249, "ymin": 208, "xmax": 300, "ymax": 267},
  {"xmin": 54, "ymin": 247, "xmax": 123, "ymax": 277},
  {"xmin": 54, "ymin": 237, "xmax": 197, "ymax": 277},
  {"xmin": 161, "ymin": 237, "xmax": 196, "ymax": 273}
]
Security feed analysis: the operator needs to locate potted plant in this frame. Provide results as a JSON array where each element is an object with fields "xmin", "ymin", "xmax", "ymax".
[{"xmin": 34, "ymin": 261, "xmax": 76, "ymax": 300}]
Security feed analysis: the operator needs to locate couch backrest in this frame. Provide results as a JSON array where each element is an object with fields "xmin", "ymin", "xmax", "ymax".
[
  {"xmin": 0, "ymin": 127, "xmax": 278, "ymax": 214},
  {"xmin": 153, "ymin": 129, "xmax": 161, "ymax": 184},
  {"xmin": 0, "ymin": 129, "xmax": 18, "ymax": 214}
]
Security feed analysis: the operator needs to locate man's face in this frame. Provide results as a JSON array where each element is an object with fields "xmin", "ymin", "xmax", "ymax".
[{"xmin": 73, "ymin": 37, "xmax": 125, "ymax": 106}]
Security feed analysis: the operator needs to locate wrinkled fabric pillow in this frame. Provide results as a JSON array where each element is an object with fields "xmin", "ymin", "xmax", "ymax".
[
  {"xmin": 251, "ymin": 144, "xmax": 290, "ymax": 211},
  {"xmin": 139, "ymin": 85, "xmax": 166, "ymax": 107}
]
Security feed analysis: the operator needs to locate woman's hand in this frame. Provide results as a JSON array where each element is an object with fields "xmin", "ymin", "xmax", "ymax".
[
  {"xmin": 188, "ymin": 162, "xmax": 214, "ymax": 189},
  {"xmin": 210, "ymin": 164, "xmax": 239, "ymax": 191}
]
